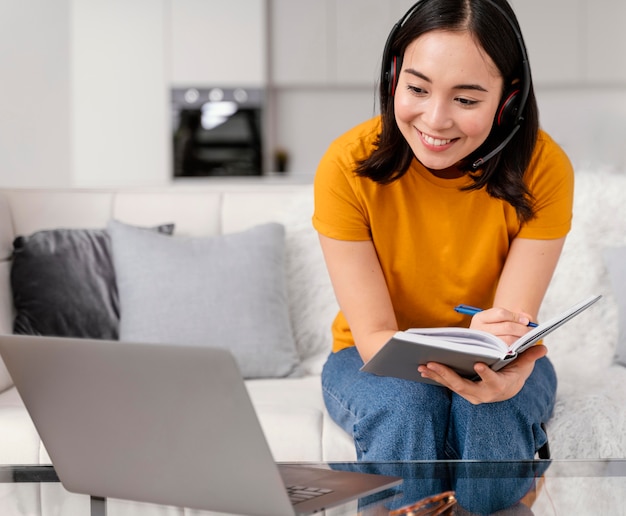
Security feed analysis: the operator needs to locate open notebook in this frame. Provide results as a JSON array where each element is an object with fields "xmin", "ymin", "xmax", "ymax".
[{"xmin": 361, "ymin": 294, "xmax": 601, "ymax": 384}]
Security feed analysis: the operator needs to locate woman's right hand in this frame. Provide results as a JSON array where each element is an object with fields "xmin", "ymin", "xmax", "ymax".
[{"xmin": 469, "ymin": 307, "xmax": 535, "ymax": 346}]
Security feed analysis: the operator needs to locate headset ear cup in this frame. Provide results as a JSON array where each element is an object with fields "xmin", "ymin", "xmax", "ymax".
[
  {"xmin": 388, "ymin": 56, "xmax": 398, "ymax": 96},
  {"xmin": 496, "ymin": 89, "xmax": 521, "ymax": 127}
]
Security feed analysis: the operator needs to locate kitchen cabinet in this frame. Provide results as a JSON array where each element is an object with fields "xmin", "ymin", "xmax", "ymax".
[
  {"xmin": 0, "ymin": 0, "xmax": 72, "ymax": 187},
  {"xmin": 511, "ymin": 0, "xmax": 583, "ymax": 85},
  {"xmin": 71, "ymin": 0, "xmax": 169, "ymax": 186},
  {"xmin": 334, "ymin": 0, "xmax": 398, "ymax": 85},
  {"xmin": 170, "ymin": 0, "xmax": 267, "ymax": 87},
  {"xmin": 270, "ymin": 0, "xmax": 415, "ymax": 87},
  {"xmin": 512, "ymin": 0, "xmax": 626, "ymax": 86},
  {"xmin": 270, "ymin": 0, "xmax": 330, "ymax": 85},
  {"xmin": 585, "ymin": 0, "xmax": 626, "ymax": 83},
  {"xmin": 271, "ymin": 0, "xmax": 626, "ymax": 88},
  {"xmin": 2, "ymin": 0, "xmax": 625, "ymax": 189}
]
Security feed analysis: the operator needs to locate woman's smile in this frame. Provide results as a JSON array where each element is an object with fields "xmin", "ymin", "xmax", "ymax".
[{"xmin": 418, "ymin": 130, "xmax": 458, "ymax": 150}]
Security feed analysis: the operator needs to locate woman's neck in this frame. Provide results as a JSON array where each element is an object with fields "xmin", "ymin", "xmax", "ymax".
[{"xmin": 426, "ymin": 166, "xmax": 466, "ymax": 179}]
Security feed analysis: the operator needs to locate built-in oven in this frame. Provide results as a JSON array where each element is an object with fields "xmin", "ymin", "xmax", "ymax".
[{"xmin": 171, "ymin": 87, "xmax": 263, "ymax": 177}]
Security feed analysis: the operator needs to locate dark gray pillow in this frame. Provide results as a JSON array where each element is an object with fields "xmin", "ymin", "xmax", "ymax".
[
  {"xmin": 11, "ymin": 224, "xmax": 174, "ymax": 339},
  {"xmin": 108, "ymin": 219, "xmax": 301, "ymax": 379}
]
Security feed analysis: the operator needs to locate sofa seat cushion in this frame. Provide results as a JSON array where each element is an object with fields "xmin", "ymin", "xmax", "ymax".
[
  {"xmin": 0, "ymin": 403, "xmax": 45, "ymax": 464},
  {"xmin": 245, "ymin": 375, "xmax": 356, "ymax": 462},
  {"xmin": 548, "ymin": 366, "xmax": 626, "ymax": 458}
]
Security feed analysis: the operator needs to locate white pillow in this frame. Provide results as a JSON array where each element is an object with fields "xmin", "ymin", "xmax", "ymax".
[{"xmin": 108, "ymin": 219, "xmax": 301, "ymax": 379}]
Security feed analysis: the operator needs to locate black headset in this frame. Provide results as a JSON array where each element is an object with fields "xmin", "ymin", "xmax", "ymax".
[{"xmin": 382, "ymin": 0, "xmax": 531, "ymax": 169}]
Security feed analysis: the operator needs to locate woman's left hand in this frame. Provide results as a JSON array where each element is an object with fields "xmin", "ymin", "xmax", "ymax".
[{"xmin": 417, "ymin": 344, "xmax": 548, "ymax": 404}]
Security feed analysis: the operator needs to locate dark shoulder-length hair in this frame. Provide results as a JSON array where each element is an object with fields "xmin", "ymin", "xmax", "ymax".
[{"xmin": 357, "ymin": 0, "xmax": 539, "ymax": 222}]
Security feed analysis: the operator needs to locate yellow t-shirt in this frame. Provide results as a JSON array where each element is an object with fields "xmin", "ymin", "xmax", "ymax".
[{"xmin": 312, "ymin": 117, "xmax": 574, "ymax": 353}]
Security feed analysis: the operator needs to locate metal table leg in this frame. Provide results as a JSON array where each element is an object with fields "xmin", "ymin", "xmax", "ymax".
[{"xmin": 91, "ymin": 496, "xmax": 107, "ymax": 516}]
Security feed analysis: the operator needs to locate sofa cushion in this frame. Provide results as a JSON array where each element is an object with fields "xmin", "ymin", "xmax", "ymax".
[
  {"xmin": 276, "ymin": 192, "xmax": 338, "ymax": 374},
  {"xmin": 10, "ymin": 225, "xmax": 173, "ymax": 339},
  {"xmin": 604, "ymin": 246, "xmax": 626, "ymax": 367},
  {"xmin": 108, "ymin": 219, "xmax": 301, "ymax": 379},
  {"xmin": 539, "ymin": 170, "xmax": 625, "ymax": 377},
  {"xmin": 246, "ymin": 376, "xmax": 356, "ymax": 461}
]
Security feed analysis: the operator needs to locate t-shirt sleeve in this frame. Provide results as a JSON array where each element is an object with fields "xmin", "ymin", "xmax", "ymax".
[
  {"xmin": 517, "ymin": 133, "xmax": 574, "ymax": 240},
  {"xmin": 312, "ymin": 141, "xmax": 372, "ymax": 241}
]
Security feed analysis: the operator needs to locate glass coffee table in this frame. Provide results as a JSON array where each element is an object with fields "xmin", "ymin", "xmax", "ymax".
[{"xmin": 1, "ymin": 459, "xmax": 625, "ymax": 515}]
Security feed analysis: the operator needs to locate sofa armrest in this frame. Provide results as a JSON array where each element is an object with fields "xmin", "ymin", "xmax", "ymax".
[{"xmin": 0, "ymin": 261, "xmax": 14, "ymax": 392}]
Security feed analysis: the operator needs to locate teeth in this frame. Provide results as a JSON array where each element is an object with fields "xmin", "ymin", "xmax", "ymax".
[{"xmin": 422, "ymin": 132, "xmax": 451, "ymax": 146}]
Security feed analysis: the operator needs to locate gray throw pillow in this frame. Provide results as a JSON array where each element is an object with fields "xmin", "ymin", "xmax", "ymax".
[
  {"xmin": 11, "ymin": 224, "xmax": 174, "ymax": 339},
  {"xmin": 107, "ymin": 219, "xmax": 300, "ymax": 379},
  {"xmin": 604, "ymin": 246, "xmax": 626, "ymax": 367}
]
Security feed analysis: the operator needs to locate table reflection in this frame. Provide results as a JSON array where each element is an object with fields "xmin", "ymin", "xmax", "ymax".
[{"xmin": 331, "ymin": 460, "xmax": 551, "ymax": 515}]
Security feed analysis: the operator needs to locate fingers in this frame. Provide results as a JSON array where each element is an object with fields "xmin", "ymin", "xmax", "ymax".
[
  {"xmin": 419, "ymin": 362, "xmax": 490, "ymax": 405},
  {"xmin": 419, "ymin": 344, "xmax": 548, "ymax": 404},
  {"xmin": 470, "ymin": 307, "xmax": 537, "ymax": 345},
  {"xmin": 514, "ymin": 343, "xmax": 548, "ymax": 364},
  {"xmin": 418, "ymin": 362, "xmax": 471, "ymax": 394},
  {"xmin": 473, "ymin": 306, "xmax": 533, "ymax": 326},
  {"xmin": 514, "ymin": 312, "xmax": 532, "ymax": 327}
]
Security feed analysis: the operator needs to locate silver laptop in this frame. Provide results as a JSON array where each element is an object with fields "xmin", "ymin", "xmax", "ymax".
[{"xmin": 0, "ymin": 334, "xmax": 401, "ymax": 515}]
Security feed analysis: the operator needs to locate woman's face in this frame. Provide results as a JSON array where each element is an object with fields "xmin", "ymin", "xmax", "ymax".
[{"xmin": 394, "ymin": 30, "xmax": 504, "ymax": 173}]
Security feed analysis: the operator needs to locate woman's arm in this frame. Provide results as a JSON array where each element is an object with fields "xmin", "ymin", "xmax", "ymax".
[
  {"xmin": 318, "ymin": 234, "xmax": 398, "ymax": 362},
  {"xmin": 494, "ymin": 236, "xmax": 566, "ymax": 317},
  {"xmin": 471, "ymin": 236, "xmax": 566, "ymax": 343}
]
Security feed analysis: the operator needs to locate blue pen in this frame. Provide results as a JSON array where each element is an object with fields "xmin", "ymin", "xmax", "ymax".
[{"xmin": 454, "ymin": 304, "xmax": 538, "ymax": 328}]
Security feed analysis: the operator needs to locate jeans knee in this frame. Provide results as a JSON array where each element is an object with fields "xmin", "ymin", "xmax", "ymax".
[
  {"xmin": 322, "ymin": 349, "xmax": 454, "ymax": 460},
  {"xmin": 449, "ymin": 397, "xmax": 544, "ymax": 460},
  {"xmin": 351, "ymin": 380, "xmax": 450, "ymax": 460}
]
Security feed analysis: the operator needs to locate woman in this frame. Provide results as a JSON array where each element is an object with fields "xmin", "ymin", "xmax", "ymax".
[{"xmin": 312, "ymin": 0, "xmax": 574, "ymax": 461}]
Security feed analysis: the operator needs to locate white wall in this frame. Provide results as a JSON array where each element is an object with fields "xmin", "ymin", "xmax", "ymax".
[
  {"xmin": 272, "ymin": 0, "xmax": 626, "ymax": 177},
  {"xmin": 171, "ymin": 0, "xmax": 266, "ymax": 87},
  {"xmin": 72, "ymin": 0, "xmax": 170, "ymax": 187},
  {"xmin": 0, "ymin": 0, "xmax": 169, "ymax": 188},
  {"xmin": 0, "ymin": 0, "xmax": 625, "ymax": 188},
  {"xmin": 271, "ymin": 87, "xmax": 378, "ymax": 178},
  {"xmin": 272, "ymin": 86, "xmax": 626, "ymax": 177},
  {"xmin": 0, "ymin": 1, "xmax": 72, "ymax": 187},
  {"xmin": 537, "ymin": 87, "xmax": 626, "ymax": 171},
  {"xmin": 0, "ymin": 0, "xmax": 267, "ymax": 188}
]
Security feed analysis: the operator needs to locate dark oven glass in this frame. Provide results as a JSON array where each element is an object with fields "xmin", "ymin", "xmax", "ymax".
[{"xmin": 172, "ymin": 87, "xmax": 263, "ymax": 177}]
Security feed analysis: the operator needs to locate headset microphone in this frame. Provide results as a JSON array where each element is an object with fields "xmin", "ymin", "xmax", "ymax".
[{"xmin": 472, "ymin": 125, "xmax": 520, "ymax": 170}]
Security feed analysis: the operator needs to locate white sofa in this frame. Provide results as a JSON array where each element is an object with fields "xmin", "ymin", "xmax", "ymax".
[
  {"xmin": 0, "ymin": 170, "xmax": 625, "ymax": 512},
  {"xmin": 0, "ymin": 180, "xmax": 356, "ymax": 468}
]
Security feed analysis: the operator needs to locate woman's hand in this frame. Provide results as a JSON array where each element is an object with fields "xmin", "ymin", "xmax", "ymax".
[
  {"xmin": 417, "ymin": 344, "xmax": 547, "ymax": 404},
  {"xmin": 418, "ymin": 306, "xmax": 545, "ymax": 404},
  {"xmin": 469, "ymin": 306, "xmax": 536, "ymax": 346}
]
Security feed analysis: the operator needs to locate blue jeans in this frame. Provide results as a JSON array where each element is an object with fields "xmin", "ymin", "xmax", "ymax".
[{"xmin": 322, "ymin": 346, "xmax": 557, "ymax": 461}]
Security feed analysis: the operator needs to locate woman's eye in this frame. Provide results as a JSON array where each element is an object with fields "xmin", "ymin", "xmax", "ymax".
[
  {"xmin": 408, "ymin": 86, "xmax": 426, "ymax": 95},
  {"xmin": 456, "ymin": 97, "xmax": 479, "ymax": 106}
]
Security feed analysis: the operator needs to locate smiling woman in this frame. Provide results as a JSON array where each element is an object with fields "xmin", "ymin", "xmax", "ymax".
[{"xmin": 312, "ymin": 0, "xmax": 574, "ymax": 464}]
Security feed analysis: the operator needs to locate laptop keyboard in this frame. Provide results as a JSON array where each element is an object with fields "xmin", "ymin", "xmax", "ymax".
[{"xmin": 287, "ymin": 485, "xmax": 334, "ymax": 504}]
